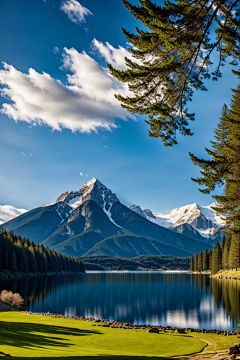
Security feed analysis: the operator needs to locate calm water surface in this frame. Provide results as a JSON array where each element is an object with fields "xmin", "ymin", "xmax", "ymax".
[{"xmin": 0, "ymin": 271, "xmax": 239, "ymax": 330}]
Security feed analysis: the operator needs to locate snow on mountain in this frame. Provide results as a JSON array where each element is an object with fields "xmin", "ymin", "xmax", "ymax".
[
  {"xmin": 151, "ymin": 203, "xmax": 224, "ymax": 228},
  {"xmin": 55, "ymin": 178, "xmax": 121, "ymax": 227},
  {"xmin": 129, "ymin": 202, "xmax": 224, "ymax": 241},
  {"xmin": 148, "ymin": 203, "xmax": 224, "ymax": 240},
  {"xmin": 0, "ymin": 205, "xmax": 27, "ymax": 225}
]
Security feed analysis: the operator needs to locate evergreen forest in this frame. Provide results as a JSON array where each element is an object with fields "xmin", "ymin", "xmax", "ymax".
[
  {"xmin": 190, "ymin": 235, "xmax": 237, "ymax": 275},
  {"xmin": 0, "ymin": 230, "xmax": 85, "ymax": 275}
]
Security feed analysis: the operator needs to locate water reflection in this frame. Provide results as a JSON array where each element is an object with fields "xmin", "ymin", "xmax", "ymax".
[{"xmin": 0, "ymin": 272, "xmax": 239, "ymax": 330}]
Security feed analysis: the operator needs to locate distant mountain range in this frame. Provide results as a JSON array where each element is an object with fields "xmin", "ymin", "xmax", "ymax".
[
  {"xmin": 129, "ymin": 203, "xmax": 224, "ymax": 243},
  {"xmin": 1, "ymin": 178, "xmax": 222, "ymax": 258}
]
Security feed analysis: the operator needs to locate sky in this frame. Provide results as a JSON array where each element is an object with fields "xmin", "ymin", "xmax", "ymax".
[{"xmin": 0, "ymin": 0, "xmax": 238, "ymax": 213}]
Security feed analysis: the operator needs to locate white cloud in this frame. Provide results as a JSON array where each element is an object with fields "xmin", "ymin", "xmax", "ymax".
[
  {"xmin": 0, "ymin": 205, "xmax": 27, "ymax": 225},
  {"xmin": 92, "ymin": 39, "xmax": 139, "ymax": 71},
  {"xmin": 21, "ymin": 152, "xmax": 25, "ymax": 156},
  {"xmin": 53, "ymin": 47, "xmax": 59, "ymax": 54},
  {"xmin": 0, "ymin": 43, "xmax": 135, "ymax": 134},
  {"xmin": 79, "ymin": 172, "xmax": 83, "ymax": 176},
  {"xmin": 85, "ymin": 173, "xmax": 88, "ymax": 177},
  {"xmin": 104, "ymin": 145, "xmax": 108, "ymax": 148},
  {"xmin": 60, "ymin": 0, "xmax": 93, "ymax": 25}
]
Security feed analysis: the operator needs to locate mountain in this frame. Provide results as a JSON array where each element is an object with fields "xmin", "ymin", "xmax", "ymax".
[
  {"xmin": 130, "ymin": 202, "xmax": 224, "ymax": 243},
  {"xmin": 0, "ymin": 205, "xmax": 27, "ymax": 225},
  {"xmin": 2, "ymin": 178, "xmax": 213, "ymax": 258}
]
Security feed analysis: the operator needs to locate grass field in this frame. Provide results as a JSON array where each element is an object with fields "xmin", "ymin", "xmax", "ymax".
[
  {"xmin": 213, "ymin": 269, "xmax": 240, "ymax": 278},
  {"xmin": 0, "ymin": 312, "xmax": 239, "ymax": 360}
]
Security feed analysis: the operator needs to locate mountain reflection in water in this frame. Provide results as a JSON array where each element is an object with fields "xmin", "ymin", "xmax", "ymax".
[{"xmin": 0, "ymin": 271, "xmax": 239, "ymax": 330}]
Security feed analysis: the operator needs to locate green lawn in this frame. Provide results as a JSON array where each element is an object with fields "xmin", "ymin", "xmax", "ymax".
[
  {"xmin": 0, "ymin": 312, "xmax": 238, "ymax": 360},
  {"xmin": 213, "ymin": 269, "xmax": 240, "ymax": 277}
]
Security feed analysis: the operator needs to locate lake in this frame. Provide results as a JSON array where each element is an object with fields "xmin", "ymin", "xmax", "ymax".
[{"xmin": 0, "ymin": 271, "xmax": 239, "ymax": 330}]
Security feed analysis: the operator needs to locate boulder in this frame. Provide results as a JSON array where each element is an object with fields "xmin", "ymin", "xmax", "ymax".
[
  {"xmin": 228, "ymin": 347, "xmax": 239, "ymax": 355},
  {"xmin": 147, "ymin": 327, "xmax": 159, "ymax": 333},
  {"xmin": 175, "ymin": 328, "xmax": 185, "ymax": 334}
]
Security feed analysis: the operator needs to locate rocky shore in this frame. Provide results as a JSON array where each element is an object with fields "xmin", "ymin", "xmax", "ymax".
[{"xmin": 25, "ymin": 311, "xmax": 237, "ymax": 336}]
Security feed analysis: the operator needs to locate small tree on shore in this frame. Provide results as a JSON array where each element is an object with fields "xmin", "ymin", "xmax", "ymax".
[{"xmin": 0, "ymin": 290, "xmax": 24, "ymax": 309}]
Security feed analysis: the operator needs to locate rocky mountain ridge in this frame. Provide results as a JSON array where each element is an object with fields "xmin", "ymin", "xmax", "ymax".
[{"xmin": 129, "ymin": 202, "xmax": 224, "ymax": 243}]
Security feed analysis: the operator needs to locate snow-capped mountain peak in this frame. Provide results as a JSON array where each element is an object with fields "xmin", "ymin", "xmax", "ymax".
[
  {"xmin": 144, "ymin": 202, "xmax": 224, "ymax": 241},
  {"xmin": 55, "ymin": 178, "xmax": 120, "ymax": 227}
]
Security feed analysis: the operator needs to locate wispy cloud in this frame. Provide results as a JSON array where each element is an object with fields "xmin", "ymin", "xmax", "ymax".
[
  {"xmin": 60, "ymin": 0, "xmax": 93, "ymax": 25},
  {"xmin": 79, "ymin": 172, "xmax": 83, "ymax": 176},
  {"xmin": 0, "ymin": 42, "xmax": 135, "ymax": 134},
  {"xmin": 21, "ymin": 152, "xmax": 25, "ymax": 156},
  {"xmin": 53, "ymin": 47, "xmax": 59, "ymax": 54}
]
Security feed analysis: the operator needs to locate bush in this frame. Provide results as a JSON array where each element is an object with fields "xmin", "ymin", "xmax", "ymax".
[
  {"xmin": 0, "ymin": 290, "xmax": 13, "ymax": 303},
  {"xmin": 0, "ymin": 290, "xmax": 24, "ymax": 309},
  {"xmin": 11, "ymin": 293, "xmax": 24, "ymax": 309}
]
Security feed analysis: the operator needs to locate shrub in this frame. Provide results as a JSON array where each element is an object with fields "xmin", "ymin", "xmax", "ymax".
[
  {"xmin": 0, "ymin": 290, "xmax": 24, "ymax": 309},
  {"xmin": 0, "ymin": 290, "xmax": 13, "ymax": 303},
  {"xmin": 11, "ymin": 293, "xmax": 24, "ymax": 309}
]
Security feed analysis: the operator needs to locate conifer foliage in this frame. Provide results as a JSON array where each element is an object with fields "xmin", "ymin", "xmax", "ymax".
[
  {"xmin": 192, "ymin": 235, "xmax": 237, "ymax": 274},
  {"xmin": 0, "ymin": 230, "xmax": 84, "ymax": 274},
  {"xmin": 109, "ymin": 0, "xmax": 240, "ymax": 146},
  {"xmin": 190, "ymin": 72, "xmax": 240, "ymax": 270}
]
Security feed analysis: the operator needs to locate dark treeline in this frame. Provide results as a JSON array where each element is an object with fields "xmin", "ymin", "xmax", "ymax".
[
  {"xmin": 190, "ymin": 234, "xmax": 238, "ymax": 275},
  {"xmin": 0, "ymin": 230, "xmax": 84, "ymax": 274},
  {"xmin": 81, "ymin": 255, "xmax": 191, "ymax": 271}
]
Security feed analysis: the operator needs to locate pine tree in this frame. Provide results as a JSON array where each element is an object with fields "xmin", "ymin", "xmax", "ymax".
[
  {"xmin": 190, "ymin": 103, "xmax": 229, "ymax": 194},
  {"xmin": 10, "ymin": 249, "xmax": 17, "ymax": 272},
  {"xmin": 209, "ymin": 249, "xmax": 213, "ymax": 272},
  {"xmin": 190, "ymin": 255, "xmax": 194, "ymax": 272},
  {"xmin": 108, "ymin": 1, "xmax": 240, "ymax": 146},
  {"xmin": 198, "ymin": 251, "xmax": 203, "ymax": 273},
  {"xmin": 223, "ymin": 235, "xmax": 232, "ymax": 270},
  {"xmin": 35, "ymin": 245, "xmax": 43, "ymax": 273},
  {"xmin": 194, "ymin": 253, "xmax": 198, "ymax": 272},
  {"xmin": 190, "ymin": 74, "xmax": 240, "ymax": 253},
  {"xmin": 212, "ymin": 241, "xmax": 222, "ymax": 274},
  {"xmin": 203, "ymin": 249, "xmax": 209, "ymax": 271},
  {"xmin": 28, "ymin": 244, "xmax": 38, "ymax": 273},
  {"xmin": 228, "ymin": 235, "xmax": 240, "ymax": 270},
  {"xmin": 43, "ymin": 253, "xmax": 48, "ymax": 273}
]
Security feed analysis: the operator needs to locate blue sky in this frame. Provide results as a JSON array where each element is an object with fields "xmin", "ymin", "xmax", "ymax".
[{"xmin": 0, "ymin": 0, "xmax": 238, "ymax": 213}]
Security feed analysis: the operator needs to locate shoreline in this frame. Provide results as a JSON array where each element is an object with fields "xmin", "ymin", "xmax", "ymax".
[
  {"xmin": 210, "ymin": 275, "xmax": 240, "ymax": 280},
  {"xmin": 24, "ymin": 311, "xmax": 237, "ymax": 335}
]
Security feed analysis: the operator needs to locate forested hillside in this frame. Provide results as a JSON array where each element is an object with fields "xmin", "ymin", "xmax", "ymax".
[
  {"xmin": 81, "ymin": 255, "xmax": 190, "ymax": 270},
  {"xmin": 0, "ymin": 230, "xmax": 84, "ymax": 275}
]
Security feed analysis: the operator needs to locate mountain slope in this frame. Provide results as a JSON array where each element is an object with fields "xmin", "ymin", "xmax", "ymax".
[
  {"xmin": 52, "ymin": 231, "xmax": 104, "ymax": 257},
  {"xmin": 42, "ymin": 200, "xmax": 127, "ymax": 250},
  {"xmin": 84, "ymin": 234, "xmax": 193, "ymax": 258}
]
